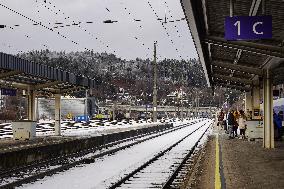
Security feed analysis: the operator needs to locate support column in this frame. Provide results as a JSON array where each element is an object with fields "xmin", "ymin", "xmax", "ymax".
[
  {"xmin": 84, "ymin": 89, "xmax": 88, "ymax": 116},
  {"xmin": 152, "ymin": 42, "xmax": 158, "ymax": 122},
  {"xmin": 54, "ymin": 94, "xmax": 61, "ymax": 136},
  {"xmin": 252, "ymin": 85, "xmax": 260, "ymax": 119},
  {"xmin": 28, "ymin": 90, "xmax": 36, "ymax": 121},
  {"xmin": 263, "ymin": 70, "xmax": 274, "ymax": 148},
  {"xmin": 181, "ymin": 97, "xmax": 184, "ymax": 121},
  {"xmin": 187, "ymin": 107, "xmax": 190, "ymax": 119},
  {"xmin": 113, "ymin": 100, "xmax": 117, "ymax": 121}
]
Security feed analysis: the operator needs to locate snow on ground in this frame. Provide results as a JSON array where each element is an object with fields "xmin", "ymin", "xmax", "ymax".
[
  {"xmin": 18, "ymin": 119, "xmax": 212, "ymax": 189},
  {"xmin": 117, "ymin": 121, "xmax": 211, "ymax": 188},
  {"xmin": 0, "ymin": 118, "xmax": 193, "ymax": 139}
]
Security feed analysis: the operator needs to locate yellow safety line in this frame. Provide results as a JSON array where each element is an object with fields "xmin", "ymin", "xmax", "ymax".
[{"xmin": 215, "ymin": 134, "xmax": 221, "ymax": 189}]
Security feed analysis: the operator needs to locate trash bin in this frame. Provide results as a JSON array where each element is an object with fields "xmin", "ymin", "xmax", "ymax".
[{"xmin": 12, "ymin": 121, "xmax": 36, "ymax": 140}]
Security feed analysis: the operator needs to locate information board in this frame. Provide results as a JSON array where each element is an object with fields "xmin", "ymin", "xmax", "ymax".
[
  {"xmin": 1, "ymin": 88, "xmax": 17, "ymax": 96},
  {"xmin": 225, "ymin": 16, "xmax": 272, "ymax": 40}
]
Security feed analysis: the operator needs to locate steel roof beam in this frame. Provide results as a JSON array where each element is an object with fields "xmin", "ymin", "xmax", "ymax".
[
  {"xmin": 0, "ymin": 80, "xmax": 30, "ymax": 90},
  {"xmin": 213, "ymin": 77, "xmax": 249, "ymax": 88},
  {"xmin": 213, "ymin": 73, "xmax": 253, "ymax": 85},
  {"xmin": 0, "ymin": 52, "xmax": 95, "ymax": 89},
  {"xmin": 59, "ymin": 86, "xmax": 84, "ymax": 93},
  {"xmin": 33, "ymin": 81, "xmax": 63, "ymax": 90},
  {"xmin": 212, "ymin": 60, "xmax": 263, "ymax": 75},
  {"xmin": 0, "ymin": 71, "xmax": 22, "ymax": 79},
  {"xmin": 201, "ymin": 0, "xmax": 209, "ymax": 35},
  {"xmin": 214, "ymin": 82, "xmax": 251, "ymax": 92},
  {"xmin": 181, "ymin": 0, "xmax": 211, "ymax": 87},
  {"xmin": 249, "ymin": 0, "xmax": 262, "ymax": 16},
  {"xmin": 204, "ymin": 36, "xmax": 284, "ymax": 58}
]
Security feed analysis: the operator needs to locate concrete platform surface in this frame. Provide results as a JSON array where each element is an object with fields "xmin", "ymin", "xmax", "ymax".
[
  {"xmin": 192, "ymin": 127, "xmax": 284, "ymax": 189},
  {"xmin": 0, "ymin": 136, "xmax": 74, "ymax": 153}
]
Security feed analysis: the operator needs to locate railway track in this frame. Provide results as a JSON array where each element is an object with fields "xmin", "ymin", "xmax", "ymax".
[
  {"xmin": 0, "ymin": 119, "xmax": 204, "ymax": 189},
  {"xmin": 108, "ymin": 121, "xmax": 211, "ymax": 189}
]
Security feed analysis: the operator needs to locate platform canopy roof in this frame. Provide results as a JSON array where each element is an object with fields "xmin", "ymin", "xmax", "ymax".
[
  {"xmin": 181, "ymin": 0, "xmax": 284, "ymax": 91},
  {"xmin": 0, "ymin": 52, "xmax": 95, "ymax": 95}
]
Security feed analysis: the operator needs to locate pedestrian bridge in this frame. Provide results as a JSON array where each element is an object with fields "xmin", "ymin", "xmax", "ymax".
[{"xmin": 104, "ymin": 104, "xmax": 217, "ymax": 115}]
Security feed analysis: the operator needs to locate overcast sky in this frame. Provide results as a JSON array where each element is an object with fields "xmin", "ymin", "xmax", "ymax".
[{"xmin": 0, "ymin": 0, "xmax": 197, "ymax": 60}]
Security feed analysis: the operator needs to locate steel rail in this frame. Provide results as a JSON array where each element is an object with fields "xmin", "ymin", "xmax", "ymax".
[
  {"xmin": 161, "ymin": 123, "xmax": 211, "ymax": 188},
  {"xmin": 108, "ymin": 122, "xmax": 209, "ymax": 189},
  {"xmin": 0, "ymin": 120, "xmax": 202, "ymax": 189}
]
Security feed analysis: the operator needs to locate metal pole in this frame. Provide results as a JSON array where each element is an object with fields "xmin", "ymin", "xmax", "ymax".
[
  {"xmin": 195, "ymin": 97, "xmax": 197, "ymax": 118},
  {"xmin": 198, "ymin": 96, "xmax": 200, "ymax": 118},
  {"xmin": 84, "ymin": 89, "xmax": 88, "ymax": 116},
  {"xmin": 36, "ymin": 96, "xmax": 39, "ymax": 121},
  {"xmin": 113, "ymin": 100, "xmax": 117, "ymax": 121},
  {"xmin": 153, "ymin": 41, "xmax": 158, "ymax": 122},
  {"xmin": 210, "ymin": 105, "xmax": 212, "ymax": 119},
  {"xmin": 263, "ymin": 69, "xmax": 274, "ymax": 148},
  {"xmin": 175, "ymin": 105, "xmax": 177, "ymax": 118},
  {"xmin": 54, "ymin": 94, "xmax": 61, "ymax": 136},
  {"xmin": 146, "ymin": 105, "xmax": 148, "ymax": 122},
  {"xmin": 181, "ymin": 89, "xmax": 184, "ymax": 121}
]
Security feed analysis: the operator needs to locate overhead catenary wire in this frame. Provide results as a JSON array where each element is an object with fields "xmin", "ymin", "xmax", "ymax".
[
  {"xmin": 0, "ymin": 2, "xmax": 92, "ymax": 52},
  {"xmin": 164, "ymin": 1, "xmax": 182, "ymax": 38},
  {"xmin": 3, "ymin": 24, "xmax": 51, "ymax": 51},
  {"xmin": 40, "ymin": 0, "xmax": 164, "ymax": 59},
  {"xmin": 164, "ymin": 0, "xmax": 190, "ymax": 60},
  {"xmin": 1, "ymin": 1, "xmax": 191, "ymax": 60},
  {"xmin": 147, "ymin": 0, "xmax": 182, "ymax": 59},
  {"xmin": 119, "ymin": 4, "xmax": 151, "ymax": 59},
  {"xmin": 37, "ymin": 0, "xmax": 115, "ymax": 53}
]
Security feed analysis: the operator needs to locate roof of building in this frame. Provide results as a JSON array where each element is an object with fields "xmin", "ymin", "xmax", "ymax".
[
  {"xmin": 0, "ymin": 52, "xmax": 95, "ymax": 95},
  {"xmin": 181, "ymin": 0, "xmax": 284, "ymax": 91}
]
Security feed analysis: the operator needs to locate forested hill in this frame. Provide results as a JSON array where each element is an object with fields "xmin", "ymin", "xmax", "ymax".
[
  {"xmin": 18, "ymin": 50, "xmax": 230, "ymax": 107},
  {"xmin": 18, "ymin": 50, "xmax": 205, "ymax": 86}
]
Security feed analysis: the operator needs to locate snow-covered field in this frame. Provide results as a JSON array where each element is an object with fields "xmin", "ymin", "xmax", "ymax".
[
  {"xmin": 0, "ymin": 118, "xmax": 189, "ymax": 139},
  {"xmin": 18, "ymin": 119, "xmax": 212, "ymax": 189}
]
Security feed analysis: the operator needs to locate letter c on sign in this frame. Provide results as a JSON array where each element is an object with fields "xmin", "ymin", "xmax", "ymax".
[{"xmin": 253, "ymin": 22, "xmax": 263, "ymax": 35}]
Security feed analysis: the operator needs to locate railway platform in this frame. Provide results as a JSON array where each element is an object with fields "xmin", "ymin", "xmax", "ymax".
[
  {"xmin": 0, "ymin": 122, "xmax": 173, "ymax": 170},
  {"xmin": 191, "ymin": 124, "xmax": 284, "ymax": 189}
]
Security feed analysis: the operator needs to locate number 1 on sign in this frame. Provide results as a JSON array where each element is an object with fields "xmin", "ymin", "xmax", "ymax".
[{"xmin": 234, "ymin": 20, "xmax": 241, "ymax": 36}]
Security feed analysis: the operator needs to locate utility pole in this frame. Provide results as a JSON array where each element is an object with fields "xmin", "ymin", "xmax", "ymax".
[
  {"xmin": 195, "ymin": 96, "xmax": 198, "ymax": 118},
  {"xmin": 36, "ymin": 96, "xmax": 39, "ymax": 121},
  {"xmin": 84, "ymin": 89, "xmax": 88, "ymax": 116},
  {"xmin": 153, "ymin": 41, "xmax": 158, "ymax": 122},
  {"xmin": 146, "ymin": 104, "xmax": 148, "ymax": 122},
  {"xmin": 197, "ymin": 96, "xmax": 199, "ymax": 118},
  {"xmin": 113, "ymin": 100, "xmax": 117, "ymax": 121},
  {"xmin": 181, "ymin": 88, "xmax": 184, "ymax": 121}
]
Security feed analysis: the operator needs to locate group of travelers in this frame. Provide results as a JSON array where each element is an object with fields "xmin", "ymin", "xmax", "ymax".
[
  {"xmin": 218, "ymin": 109, "xmax": 284, "ymax": 140},
  {"xmin": 218, "ymin": 109, "xmax": 247, "ymax": 139}
]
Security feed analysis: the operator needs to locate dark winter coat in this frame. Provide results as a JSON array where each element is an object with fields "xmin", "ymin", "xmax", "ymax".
[
  {"xmin": 227, "ymin": 112, "xmax": 235, "ymax": 125},
  {"xmin": 274, "ymin": 113, "xmax": 282, "ymax": 129}
]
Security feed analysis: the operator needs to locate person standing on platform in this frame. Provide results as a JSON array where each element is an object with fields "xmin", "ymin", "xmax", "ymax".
[
  {"xmin": 227, "ymin": 110, "xmax": 235, "ymax": 139},
  {"xmin": 274, "ymin": 111, "xmax": 283, "ymax": 141},
  {"xmin": 238, "ymin": 110, "xmax": 247, "ymax": 139},
  {"xmin": 278, "ymin": 111, "xmax": 283, "ymax": 140},
  {"xmin": 218, "ymin": 109, "xmax": 225, "ymax": 129},
  {"xmin": 223, "ymin": 111, "xmax": 228, "ymax": 132},
  {"xmin": 233, "ymin": 111, "xmax": 239, "ymax": 138}
]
